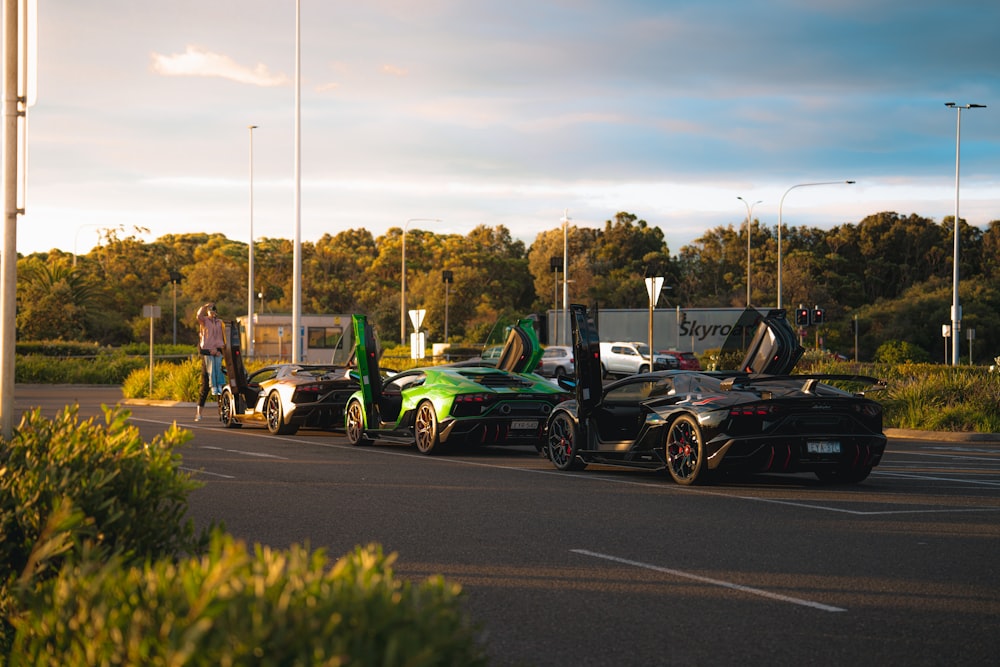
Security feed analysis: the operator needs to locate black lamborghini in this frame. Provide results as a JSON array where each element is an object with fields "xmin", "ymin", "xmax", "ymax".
[{"xmin": 542, "ymin": 305, "xmax": 887, "ymax": 485}]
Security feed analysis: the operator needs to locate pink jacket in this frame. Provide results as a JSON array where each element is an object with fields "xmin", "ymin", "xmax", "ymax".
[{"xmin": 197, "ymin": 306, "xmax": 226, "ymax": 353}]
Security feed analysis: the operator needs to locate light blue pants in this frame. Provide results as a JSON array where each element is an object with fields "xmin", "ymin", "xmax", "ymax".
[{"xmin": 209, "ymin": 354, "xmax": 225, "ymax": 395}]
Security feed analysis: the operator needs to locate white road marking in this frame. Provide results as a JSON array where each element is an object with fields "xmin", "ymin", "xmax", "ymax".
[{"xmin": 572, "ymin": 549, "xmax": 847, "ymax": 613}]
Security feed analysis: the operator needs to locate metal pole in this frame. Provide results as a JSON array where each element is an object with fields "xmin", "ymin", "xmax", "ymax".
[
  {"xmin": 247, "ymin": 124, "xmax": 257, "ymax": 357},
  {"xmin": 777, "ymin": 181, "xmax": 854, "ymax": 310},
  {"xmin": 1, "ymin": 0, "xmax": 21, "ymax": 440},
  {"xmin": 401, "ymin": 218, "xmax": 441, "ymax": 345},
  {"xmin": 291, "ymin": 0, "xmax": 302, "ymax": 362},
  {"xmin": 944, "ymin": 102, "xmax": 986, "ymax": 366},
  {"xmin": 738, "ymin": 197, "xmax": 761, "ymax": 307},
  {"xmin": 172, "ymin": 281, "xmax": 177, "ymax": 345},
  {"xmin": 561, "ymin": 210, "xmax": 570, "ymax": 346}
]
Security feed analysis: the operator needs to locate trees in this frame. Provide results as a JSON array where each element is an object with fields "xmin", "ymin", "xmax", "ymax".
[{"xmin": 13, "ymin": 211, "xmax": 1000, "ymax": 363}]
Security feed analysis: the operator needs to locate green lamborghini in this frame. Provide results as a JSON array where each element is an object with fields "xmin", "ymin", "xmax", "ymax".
[{"xmin": 345, "ymin": 314, "xmax": 570, "ymax": 454}]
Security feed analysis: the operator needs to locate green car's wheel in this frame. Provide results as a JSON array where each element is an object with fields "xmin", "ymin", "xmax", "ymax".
[
  {"xmin": 414, "ymin": 401, "xmax": 441, "ymax": 455},
  {"xmin": 266, "ymin": 391, "xmax": 299, "ymax": 435},
  {"xmin": 345, "ymin": 399, "xmax": 370, "ymax": 446},
  {"xmin": 219, "ymin": 389, "xmax": 241, "ymax": 428},
  {"xmin": 665, "ymin": 415, "xmax": 706, "ymax": 485},
  {"xmin": 546, "ymin": 412, "xmax": 585, "ymax": 471}
]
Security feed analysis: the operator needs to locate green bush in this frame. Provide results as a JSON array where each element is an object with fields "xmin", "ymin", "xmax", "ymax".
[
  {"xmin": 0, "ymin": 405, "xmax": 210, "ymax": 654},
  {"xmin": 1, "ymin": 406, "xmax": 487, "ymax": 666},
  {"xmin": 874, "ymin": 339, "xmax": 931, "ymax": 364},
  {"xmin": 15, "ymin": 352, "xmax": 145, "ymax": 384},
  {"xmin": 122, "ymin": 356, "xmax": 204, "ymax": 401},
  {"xmin": 8, "ymin": 535, "xmax": 487, "ymax": 666}
]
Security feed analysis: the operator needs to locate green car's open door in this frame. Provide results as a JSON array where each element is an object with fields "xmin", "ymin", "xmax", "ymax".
[
  {"xmin": 495, "ymin": 318, "xmax": 545, "ymax": 374},
  {"xmin": 351, "ymin": 314, "xmax": 383, "ymax": 425}
]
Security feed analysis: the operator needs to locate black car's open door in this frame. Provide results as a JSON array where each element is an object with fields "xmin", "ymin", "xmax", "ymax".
[
  {"xmin": 736, "ymin": 309, "xmax": 804, "ymax": 374},
  {"xmin": 222, "ymin": 320, "xmax": 252, "ymax": 413},
  {"xmin": 351, "ymin": 314, "xmax": 383, "ymax": 425},
  {"xmin": 569, "ymin": 304, "xmax": 603, "ymax": 414},
  {"xmin": 495, "ymin": 318, "xmax": 544, "ymax": 374}
]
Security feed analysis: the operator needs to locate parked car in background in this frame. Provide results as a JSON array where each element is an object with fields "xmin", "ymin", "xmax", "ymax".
[
  {"xmin": 543, "ymin": 305, "xmax": 887, "ymax": 485},
  {"xmin": 658, "ymin": 349, "xmax": 701, "ymax": 370},
  {"xmin": 598, "ymin": 341, "xmax": 652, "ymax": 377},
  {"xmin": 537, "ymin": 345, "xmax": 575, "ymax": 378},
  {"xmin": 345, "ymin": 315, "xmax": 570, "ymax": 454}
]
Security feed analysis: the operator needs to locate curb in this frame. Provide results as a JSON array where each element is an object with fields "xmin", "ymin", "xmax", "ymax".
[{"xmin": 884, "ymin": 428, "xmax": 1000, "ymax": 444}]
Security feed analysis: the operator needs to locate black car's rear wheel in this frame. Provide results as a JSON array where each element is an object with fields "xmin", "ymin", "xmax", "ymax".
[
  {"xmin": 265, "ymin": 391, "xmax": 299, "ymax": 435},
  {"xmin": 414, "ymin": 401, "xmax": 441, "ymax": 455},
  {"xmin": 345, "ymin": 399, "xmax": 370, "ymax": 446},
  {"xmin": 547, "ymin": 412, "xmax": 586, "ymax": 471},
  {"xmin": 219, "ymin": 389, "xmax": 241, "ymax": 428},
  {"xmin": 665, "ymin": 415, "xmax": 706, "ymax": 485}
]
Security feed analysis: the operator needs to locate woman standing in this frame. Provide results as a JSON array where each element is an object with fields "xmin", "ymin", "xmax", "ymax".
[{"xmin": 195, "ymin": 303, "xmax": 226, "ymax": 421}]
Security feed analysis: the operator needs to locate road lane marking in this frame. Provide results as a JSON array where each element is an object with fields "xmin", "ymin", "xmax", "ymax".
[
  {"xmin": 199, "ymin": 445, "xmax": 288, "ymax": 460},
  {"xmin": 179, "ymin": 467, "xmax": 234, "ymax": 479},
  {"xmin": 572, "ymin": 549, "xmax": 847, "ymax": 612}
]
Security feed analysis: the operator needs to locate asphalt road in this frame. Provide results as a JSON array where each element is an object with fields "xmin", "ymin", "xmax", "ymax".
[{"xmin": 13, "ymin": 385, "xmax": 1000, "ymax": 666}]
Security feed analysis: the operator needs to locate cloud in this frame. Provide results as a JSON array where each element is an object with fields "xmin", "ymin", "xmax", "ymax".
[{"xmin": 150, "ymin": 45, "xmax": 290, "ymax": 87}]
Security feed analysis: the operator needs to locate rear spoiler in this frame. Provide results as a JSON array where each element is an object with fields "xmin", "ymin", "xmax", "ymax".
[{"xmin": 720, "ymin": 374, "xmax": 887, "ymax": 396}]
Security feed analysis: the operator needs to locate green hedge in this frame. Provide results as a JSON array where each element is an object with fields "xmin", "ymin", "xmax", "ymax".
[
  {"xmin": 1, "ymin": 406, "xmax": 487, "ymax": 665},
  {"xmin": 8, "ymin": 536, "xmax": 487, "ymax": 666}
]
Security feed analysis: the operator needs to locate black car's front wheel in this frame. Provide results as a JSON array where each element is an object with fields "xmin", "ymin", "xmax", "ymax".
[
  {"xmin": 546, "ymin": 412, "xmax": 586, "ymax": 471},
  {"xmin": 665, "ymin": 415, "xmax": 706, "ymax": 485},
  {"xmin": 414, "ymin": 401, "xmax": 441, "ymax": 455},
  {"xmin": 345, "ymin": 399, "xmax": 370, "ymax": 446}
]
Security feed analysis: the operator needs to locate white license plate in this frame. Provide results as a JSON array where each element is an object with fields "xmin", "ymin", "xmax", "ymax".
[
  {"xmin": 511, "ymin": 420, "xmax": 538, "ymax": 430},
  {"xmin": 807, "ymin": 441, "xmax": 841, "ymax": 454}
]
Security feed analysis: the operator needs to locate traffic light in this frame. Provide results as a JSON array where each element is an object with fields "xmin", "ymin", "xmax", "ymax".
[
  {"xmin": 795, "ymin": 307, "xmax": 810, "ymax": 326},
  {"xmin": 812, "ymin": 307, "xmax": 824, "ymax": 325}
]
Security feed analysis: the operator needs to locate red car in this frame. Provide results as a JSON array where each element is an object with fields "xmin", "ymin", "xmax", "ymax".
[{"xmin": 658, "ymin": 349, "xmax": 700, "ymax": 370}]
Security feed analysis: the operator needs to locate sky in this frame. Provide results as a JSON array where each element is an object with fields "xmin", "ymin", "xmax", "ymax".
[{"xmin": 9, "ymin": 0, "xmax": 1000, "ymax": 258}]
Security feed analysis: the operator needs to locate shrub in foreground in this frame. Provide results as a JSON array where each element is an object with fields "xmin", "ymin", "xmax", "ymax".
[
  {"xmin": 8, "ymin": 534, "xmax": 488, "ymax": 666},
  {"xmin": 1, "ymin": 406, "xmax": 487, "ymax": 665}
]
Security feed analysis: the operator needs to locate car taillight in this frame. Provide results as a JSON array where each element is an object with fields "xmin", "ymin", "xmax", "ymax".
[
  {"xmin": 852, "ymin": 403, "xmax": 882, "ymax": 417},
  {"xmin": 729, "ymin": 403, "xmax": 781, "ymax": 417},
  {"xmin": 454, "ymin": 393, "xmax": 493, "ymax": 405}
]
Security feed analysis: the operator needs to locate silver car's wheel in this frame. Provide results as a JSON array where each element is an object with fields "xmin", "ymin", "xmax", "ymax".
[
  {"xmin": 546, "ymin": 412, "xmax": 585, "ymax": 471},
  {"xmin": 265, "ymin": 391, "xmax": 299, "ymax": 435},
  {"xmin": 414, "ymin": 401, "xmax": 440, "ymax": 455},
  {"xmin": 665, "ymin": 415, "xmax": 706, "ymax": 485},
  {"xmin": 345, "ymin": 399, "xmax": 370, "ymax": 446}
]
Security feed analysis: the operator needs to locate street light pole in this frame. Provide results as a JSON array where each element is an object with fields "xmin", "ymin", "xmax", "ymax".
[
  {"xmin": 737, "ymin": 196, "xmax": 761, "ymax": 308},
  {"xmin": 401, "ymin": 218, "xmax": 442, "ymax": 345},
  {"xmin": 247, "ymin": 124, "xmax": 257, "ymax": 358},
  {"xmin": 777, "ymin": 180, "xmax": 855, "ymax": 309},
  {"xmin": 945, "ymin": 102, "xmax": 986, "ymax": 366},
  {"xmin": 561, "ymin": 209, "xmax": 571, "ymax": 346}
]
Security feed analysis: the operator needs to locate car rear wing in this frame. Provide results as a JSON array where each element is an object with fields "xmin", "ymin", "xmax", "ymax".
[{"xmin": 720, "ymin": 374, "xmax": 887, "ymax": 397}]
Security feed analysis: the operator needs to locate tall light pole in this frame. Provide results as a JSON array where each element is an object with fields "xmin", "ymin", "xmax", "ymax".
[
  {"xmin": 777, "ymin": 180, "xmax": 855, "ymax": 309},
  {"xmin": 561, "ymin": 209, "xmax": 571, "ymax": 345},
  {"xmin": 247, "ymin": 124, "xmax": 257, "ymax": 357},
  {"xmin": 401, "ymin": 218, "xmax": 442, "ymax": 345},
  {"xmin": 945, "ymin": 102, "xmax": 986, "ymax": 366},
  {"xmin": 291, "ymin": 0, "xmax": 302, "ymax": 363},
  {"xmin": 737, "ymin": 196, "xmax": 761, "ymax": 307}
]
